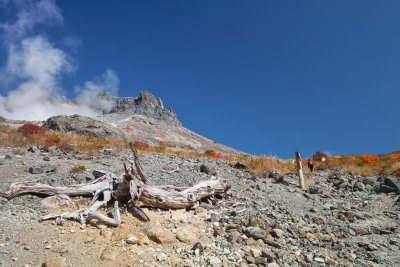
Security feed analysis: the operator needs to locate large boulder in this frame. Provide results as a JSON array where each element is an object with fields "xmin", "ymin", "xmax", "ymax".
[{"xmin": 43, "ymin": 114, "xmax": 123, "ymax": 139}]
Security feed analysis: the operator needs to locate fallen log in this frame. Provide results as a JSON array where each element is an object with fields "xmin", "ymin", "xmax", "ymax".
[{"xmin": 0, "ymin": 142, "xmax": 231, "ymax": 226}]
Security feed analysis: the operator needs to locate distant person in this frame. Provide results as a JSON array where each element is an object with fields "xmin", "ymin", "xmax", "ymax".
[
  {"xmin": 308, "ymin": 159, "xmax": 314, "ymax": 172},
  {"xmin": 321, "ymin": 157, "xmax": 326, "ymax": 163}
]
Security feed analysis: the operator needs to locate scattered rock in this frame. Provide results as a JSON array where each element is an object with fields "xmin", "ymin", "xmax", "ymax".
[
  {"xmin": 194, "ymin": 207, "xmax": 208, "ymax": 218},
  {"xmin": 28, "ymin": 167, "xmax": 44, "ymax": 174},
  {"xmin": 200, "ymin": 164, "xmax": 217, "ymax": 175},
  {"xmin": 313, "ymin": 257, "xmax": 325, "ymax": 264},
  {"xmin": 246, "ymin": 227, "xmax": 266, "ymax": 239},
  {"xmin": 170, "ymin": 209, "xmax": 187, "ymax": 221},
  {"xmin": 147, "ymin": 226, "xmax": 176, "ymax": 244},
  {"xmin": 126, "ymin": 234, "xmax": 139, "ymax": 245},
  {"xmin": 44, "ymin": 165, "xmax": 57, "ymax": 173},
  {"xmin": 156, "ymin": 252, "xmax": 167, "ymax": 261},
  {"xmin": 208, "ymin": 256, "xmax": 223, "ymax": 267},
  {"xmin": 47, "ymin": 146, "xmax": 61, "ymax": 156},
  {"xmin": 176, "ymin": 225, "xmax": 199, "ymax": 243},
  {"xmin": 99, "ymin": 228, "xmax": 112, "ymax": 239},
  {"xmin": 233, "ymin": 161, "xmax": 247, "ymax": 170},
  {"xmin": 366, "ymin": 244, "xmax": 378, "ymax": 251},
  {"xmin": 271, "ymin": 228, "xmax": 284, "ymax": 238},
  {"xmin": 250, "ymin": 248, "xmax": 262, "ymax": 258},
  {"xmin": 354, "ymin": 182, "xmax": 365, "ymax": 191},
  {"xmin": 383, "ymin": 177, "xmax": 400, "ymax": 193},
  {"xmin": 100, "ymin": 246, "xmax": 117, "ymax": 261},
  {"xmin": 42, "ymin": 257, "xmax": 67, "ymax": 267},
  {"xmin": 210, "ymin": 213, "xmax": 221, "ymax": 223},
  {"xmin": 191, "ymin": 242, "xmax": 204, "ymax": 256}
]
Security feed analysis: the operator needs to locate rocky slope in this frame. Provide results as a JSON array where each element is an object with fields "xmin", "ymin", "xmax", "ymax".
[
  {"xmin": 0, "ymin": 146, "xmax": 399, "ymax": 267},
  {"xmin": 38, "ymin": 91, "xmax": 240, "ymax": 154}
]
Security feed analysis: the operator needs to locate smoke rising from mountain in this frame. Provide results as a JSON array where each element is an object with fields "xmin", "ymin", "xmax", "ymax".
[{"xmin": 0, "ymin": 0, "xmax": 118, "ymax": 121}]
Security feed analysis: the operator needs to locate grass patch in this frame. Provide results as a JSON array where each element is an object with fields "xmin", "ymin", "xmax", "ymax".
[{"xmin": 69, "ymin": 165, "xmax": 86, "ymax": 174}]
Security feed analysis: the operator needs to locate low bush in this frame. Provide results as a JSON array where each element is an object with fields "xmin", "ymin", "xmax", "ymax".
[
  {"xmin": 132, "ymin": 140, "xmax": 150, "ymax": 150},
  {"xmin": 205, "ymin": 149, "xmax": 222, "ymax": 159},
  {"xmin": 153, "ymin": 141, "xmax": 168, "ymax": 153},
  {"xmin": 245, "ymin": 156, "xmax": 295, "ymax": 177},
  {"xmin": 360, "ymin": 154, "xmax": 380, "ymax": 164},
  {"xmin": 387, "ymin": 152, "xmax": 400, "ymax": 160},
  {"xmin": 70, "ymin": 165, "xmax": 86, "ymax": 174},
  {"xmin": 47, "ymin": 132, "xmax": 62, "ymax": 144},
  {"xmin": 17, "ymin": 124, "xmax": 47, "ymax": 136}
]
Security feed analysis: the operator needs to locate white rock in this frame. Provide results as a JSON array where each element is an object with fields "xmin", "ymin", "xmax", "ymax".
[
  {"xmin": 156, "ymin": 252, "xmax": 167, "ymax": 261},
  {"xmin": 314, "ymin": 257, "xmax": 325, "ymax": 263},
  {"xmin": 126, "ymin": 235, "xmax": 139, "ymax": 245},
  {"xmin": 208, "ymin": 256, "xmax": 222, "ymax": 267},
  {"xmin": 250, "ymin": 248, "xmax": 262, "ymax": 258}
]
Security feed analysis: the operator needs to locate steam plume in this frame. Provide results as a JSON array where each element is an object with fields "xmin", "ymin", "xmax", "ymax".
[{"xmin": 0, "ymin": 0, "xmax": 118, "ymax": 121}]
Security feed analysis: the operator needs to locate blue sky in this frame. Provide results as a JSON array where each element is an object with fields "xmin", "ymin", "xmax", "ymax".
[{"xmin": 0, "ymin": 1, "xmax": 399, "ymax": 158}]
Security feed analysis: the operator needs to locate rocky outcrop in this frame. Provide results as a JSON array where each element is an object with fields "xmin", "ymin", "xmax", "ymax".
[
  {"xmin": 42, "ymin": 114, "xmax": 123, "ymax": 139},
  {"xmin": 100, "ymin": 91, "xmax": 181, "ymax": 126}
]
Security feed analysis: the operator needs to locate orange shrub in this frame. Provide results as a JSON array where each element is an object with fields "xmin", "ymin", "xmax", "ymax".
[
  {"xmin": 388, "ymin": 153, "xmax": 400, "ymax": 160},
  {"xmin": 361, "ymin": 154, "xmax": 380, "ymax": 164},
  {"xmin": 47, "ymin": 132, "xmax": 61, "ymax": 143},
  {"xmin": 157, "ymin": 141, "xmax": 168, "ymax": 151},
  {"xmin": 17, "ymin": 124, "xmax": 47, "ymax": 136},
  {"xmin": 132, "ymin": 140, "xmax": 150, "ymax": 150},
  {"xmin": 159, "ymin": 142, "xmax": 168, "ymax": 150},
  {"xmin": 205, "ymin": 149, "xmax": 222, "ymax": 159}
]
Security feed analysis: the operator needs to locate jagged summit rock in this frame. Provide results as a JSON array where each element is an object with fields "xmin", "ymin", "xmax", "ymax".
[{"xmin": 100, "ymin": 90, "xmax": 181, "ymax": 126}]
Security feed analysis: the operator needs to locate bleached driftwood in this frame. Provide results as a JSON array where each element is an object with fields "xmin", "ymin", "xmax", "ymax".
[{"xmin": 0, "ymin": 142, "xmax": 230, "ymax": 226}]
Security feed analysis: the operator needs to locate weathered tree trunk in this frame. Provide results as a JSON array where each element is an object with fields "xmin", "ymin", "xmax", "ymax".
[
  {"xmin": 0, "ymin": 142, "xmax": 231, "ymax": 227},
  {"xmin": 0, "ymin": 172, "xmax": 114, "ymax": 200}
]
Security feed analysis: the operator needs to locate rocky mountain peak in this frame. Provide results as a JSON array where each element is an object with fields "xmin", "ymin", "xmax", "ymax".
[
  {"xmin": 99, "ymin": 90, "xmax": 181, "ymax": 126},
  {"xmin": 134, "ymin": 91, "xmax": 164, "ymax": 109}
]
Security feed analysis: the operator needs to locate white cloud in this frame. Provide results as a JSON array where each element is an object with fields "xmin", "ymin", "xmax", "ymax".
[
  {"xmin": 0, "ymin": 0, "xmax": 63, "ymax": 42},
  {"xmin": 0, "ymin": 0, "xmax": 119, "ymax": 121},
  {"xmin": 75, "ymin": 69, "xmax": 119, "ymax": 113}
]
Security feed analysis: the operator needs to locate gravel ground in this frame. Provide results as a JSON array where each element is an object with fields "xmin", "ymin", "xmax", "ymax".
[{"xmin": 0, "ymin": 146, "xmax": 399, "ymax": 267}]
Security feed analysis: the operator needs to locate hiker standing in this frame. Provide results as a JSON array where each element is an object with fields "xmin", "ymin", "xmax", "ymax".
[{"xmin": 308, "ymin": 159, "xmax": 314, "ymax": 172}]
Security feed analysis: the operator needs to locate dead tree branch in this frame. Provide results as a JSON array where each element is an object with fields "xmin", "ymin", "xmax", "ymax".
[{"xmin": 0, "ymin": 142, "xmax": 230, "ymax": 227}]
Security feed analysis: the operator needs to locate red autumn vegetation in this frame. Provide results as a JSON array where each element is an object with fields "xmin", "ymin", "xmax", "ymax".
[
  {"xmin": 387, "ymin": 152, "xmax": 400, "ymax": 160},
  {"xmin": 360, "ymin": 154, "xmax": 380, "ymax": 164},
  {"xmin": 205, "ymin": 149, "xmax": 222, "ymax": 159},
  {"xmin": 17, "ymin": 124, "xmax": 47, "ymax": 136},
  {"xmin": 1, "ymin": 123, "xmax": 399, "ymax": 178},
  {"xmin": 131, "ymin": 140, "xmax": 150, "ymax": 150}
]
